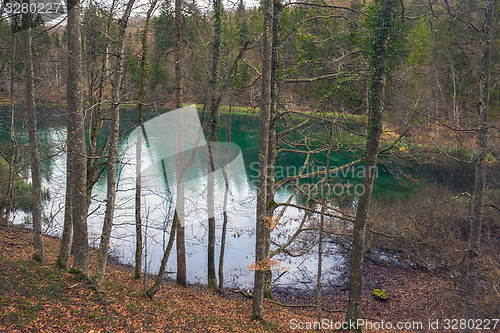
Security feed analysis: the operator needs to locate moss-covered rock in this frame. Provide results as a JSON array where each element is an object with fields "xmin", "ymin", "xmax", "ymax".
[{"xmin": 373, "ymin": 288, "xmax": 388, "ymax": 301}]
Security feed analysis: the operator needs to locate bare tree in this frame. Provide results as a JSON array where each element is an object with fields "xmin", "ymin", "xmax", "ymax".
[
  {"xmin": 146, "ymin": 212, "xmax": 177, "ymax": 298},
  {"xmin": 67, "ymin": 0, "xmax": 89, "ymax": 277},
  {"xmin": 56, "ymin": 155, "xmax": 72, "ymax": 268},
  {"xmin": 218, "ymin": 105, "xmax": 232, "ymax": 290},
  {"xmin": 317, "ymin": 124, "xmax": 333, "ymax": 323},
  {"xmin": 135, "ymin": 0, "xmax": 160, "ymax": 281},
  {"xmin": 463, "ymin": 1, "xmax": 493, "ymax": 331},
  {"xmin": 174, "ymin": 0, "xmax": 186, "ymax": 288},
  {"xmin": 262, "ymin": 0, "xmax": 282, "ymax": 301},
  {"xmin": 206, "ymin": 0, "xmax": 223, "ymax": 290},
  {"xmin": 346, "ymin": 0, "xmax": 395, "ymax": 323},
  {"xmin": 251, "ymin": 0, "xmax": 274, "ymax": 320},
  {"xmin": 22, "ymin": 1, "xmax": 43, "ymax": 262},
  {"xmin": 94, "ymin": 0, "xmax": 136, "ymax": 292},
  {"xmin": 1, "ymin": 30, "xmax": 18, "ymax": 225}
]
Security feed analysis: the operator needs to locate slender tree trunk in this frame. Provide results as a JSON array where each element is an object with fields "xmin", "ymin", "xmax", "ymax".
[
  {"xmin": 263, "ymin": 0, "xmax": 281, "ymax": 301},
  {"xmin": 146, "ymin": 211, "xmax": 177, "ymax": 298},
  {"xmin": 207, "ymin": 0, "xmax": 223, "ymax": 290},
  {"xmin": 463, "ymin": 1, "xmax": 493, "ymax": 332},
  {"xmin": 86, "ymin": 1, "xmax": 114, "ymax": 211},
  {"xmin": 94, "ymin": 0, "xmax": 135, "ymax": 292},
  {"xmin": 317, "ymin": 124, "xmax": 333, "ymax": 323},
  {"xmin": 58, "ymin": 34, "xmax": 75, "ymax": 267},
  {"xmin": 134, "ymin": 0, "xmax": 158, "ymax": 281},
  {"xmin": 175, "ymin": 112, "xmax": 186, "ymax": 287},
  {"xmin": 346, "ymin": 0, "xmax": 394, "ymax": 324},
  {"xmin": 3, "ymin": 32, "xmax": 17, "ymax": 224},
  {"xmin": 56, "ymin": 153, "xmax": 72, "ymax": 268},
  {"xmin": 218, "ymin": 102, "xmax": 232, "ymax": 290},
  {"xmin": 23, "ymin": 3, "xmax": 44, "ymax": 262},
  {"xmin": 251, "ymin": 0, "xmax": 274, "ymax": 321},
  {"xmin": 135, "ymin": 128, "xmax": 143, "ymax": 281},
  {"xmin": 67, "ymin": 0, "xmax": 89, "ymax": 277},
  {"xmin": 174, "ymin": 0, "xmax": 183, "ymax": 109},
  {"xmin": 174, "ymin": 0, "xmax": 186, "ymax": 288}
]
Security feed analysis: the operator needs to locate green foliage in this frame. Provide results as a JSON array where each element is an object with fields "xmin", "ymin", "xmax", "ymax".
[
  {"xmin": 405, "ymin": 19, "xmax": 432, "ymax": 68},
  {"xmin": 153, "ymin": 2, "xmax": 176, "ymax": 54},
  {"xmin": 0, "ymin": 157, "xmax": 9, "ymax": 195},
  {"xmin": 0, "ymin": 156, "xmax": 50, "ymax": 217},
  {"xmin": 12, "ymin": 180, "xmax": 50, "ymax": 214}
]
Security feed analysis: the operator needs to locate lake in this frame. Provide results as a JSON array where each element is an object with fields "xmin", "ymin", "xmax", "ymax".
[{"xmin": 1, "ymin": 104, "xmax": 419, "ymax": 290}]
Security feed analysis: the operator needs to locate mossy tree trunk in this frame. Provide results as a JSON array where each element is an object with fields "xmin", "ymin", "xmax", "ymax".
[
  {"xmin": 67, "ymin": 0, "xmax": 89, "ymax": 277},
  {"xmin": 346, "ymin": 0, "xmax": 395, "ymax": 324}
]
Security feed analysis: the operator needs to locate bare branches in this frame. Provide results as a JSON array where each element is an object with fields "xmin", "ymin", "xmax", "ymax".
[
  {"xmin": 283, "ymin": 72, "xmax": 354, "ymax": 84},
  {"xmin": 280, "ymin": 14, "xmax": 360, "ymax": 46},
  {"xmin": 284, "ymin": 1, "xmax": 369, "ymax": 17},
  {"xmin": 274, "ymin": 202, "xmax": 354, "ymax": 222},
  {"xmin": 442, "ymin": 0, "xmax": 480, "ymax": 33},
  {"xmin": 274, "ymin": 158, "xmax": 364, "ymax": 190}
]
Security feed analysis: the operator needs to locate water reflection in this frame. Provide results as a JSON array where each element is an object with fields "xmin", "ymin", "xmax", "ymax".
[{"xmin": 16, "ymin": 110, "xmax": 346, "ymax": 291}]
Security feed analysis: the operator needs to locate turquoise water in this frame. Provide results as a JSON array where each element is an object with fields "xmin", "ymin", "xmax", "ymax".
[{"xmin": 1, "ymin": 104, "xmax": 423, "ymax": 288}]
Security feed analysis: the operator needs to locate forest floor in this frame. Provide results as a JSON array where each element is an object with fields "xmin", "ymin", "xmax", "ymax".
[{"xmin": 0, "ymin": 225, "xmax": 462, "ymax": 332}]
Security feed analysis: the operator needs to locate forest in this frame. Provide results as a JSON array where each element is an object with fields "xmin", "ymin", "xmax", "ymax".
[{"xmin": 0, "ymin": 0, "xmax": 499, "ymax": 332}]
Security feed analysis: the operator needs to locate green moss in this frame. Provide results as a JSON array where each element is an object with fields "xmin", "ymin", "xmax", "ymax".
[
  {"xmin": 263, "ymin": 291, "xmax": 273, "ymax": 301},
  {"xmin": 373, "ymin": 288, "xmax": 388, "ymax": 300}
]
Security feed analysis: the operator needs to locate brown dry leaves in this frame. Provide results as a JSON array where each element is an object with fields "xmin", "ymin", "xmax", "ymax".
[
  {"xmin": 0, "ymin": 226, "xmax": 312, "ymax": 332},
  {"xmin": 0, "ymin": 225, "xmax": 465, "ymax": 333}
]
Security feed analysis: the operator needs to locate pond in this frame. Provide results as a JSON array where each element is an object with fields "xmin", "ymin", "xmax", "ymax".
[{"xmin": 2, "ymin": 104, "xmax": 420, "ymax": 290}]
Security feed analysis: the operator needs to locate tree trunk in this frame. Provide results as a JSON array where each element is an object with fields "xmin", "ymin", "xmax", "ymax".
[
  {"xmin": 262, "ymin": 0, "xmax": 281, "ymax": 301},
  {"xmin": 135, "ymin": 127, "xmax": 143, "ymax": 281},
  {"xmin": 56, "ymin": 153, "xmax": 72, "ymax": 268},
  {"xmin": 22, "ymin": 3, "xmax": 44, "ymax": 262},
  {"xmin": 218, "ymin": 103, "xmax": 232, "ymax": 291},
  {"xmin": 86, "ymin": 3, "xmax": 113, "ymax": 213},
  {"xmin": 174, "ymin": 0, "xmax": 183, "ymax": 109},
  {"xmin": 3, "ymin": 32, "xmax": 17, "ymax": 224},
  {"xmin": 251, "ymin": 0, "xmax": 274, "ymax": 321},
  {"xmin": 146, "ymin": 211, "xmax": 177, "ymax": 298},
  {"xmin": 346, "ymin": 0, "xmax": 394, "ymax": 324},
  {"xmin": 207, "ymin": 0, "xmax": 223, "ymax": 290},
  {"xmin": 463, "ymin": 1, "xmax": 493, "ymax": 332},
  {"xmin": 174, "ymin": 0, "xmax": 186, "ymax": 288},
  {"xmin": 317, "ymin": 124, "xmax": 333, "ymax": 323},
  {"xmin": 94, "ymin": 0, "xmax": 135, "ymax": 292},
  {"xmin": 67, "ymin": 0, "xmax": 89, "ymax": 277},
  {"xmin": 134, "ymin": 0, "xmax": 158, "ymax": 281}
]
